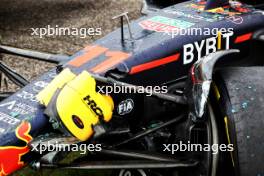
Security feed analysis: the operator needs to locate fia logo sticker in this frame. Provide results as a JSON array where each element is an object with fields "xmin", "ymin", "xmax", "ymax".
[{"xmin": 117, "ymin": 99, "xmax": 134, "ymax": 116}]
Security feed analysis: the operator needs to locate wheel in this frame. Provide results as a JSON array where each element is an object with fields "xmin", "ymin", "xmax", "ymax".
[
  {"xmin": 214, "ymin": 67, "xmax": 264, "ymax": 176},
  {"xmin": 111, "ymin": 169, "xmax": 163, "ymax": 176}
]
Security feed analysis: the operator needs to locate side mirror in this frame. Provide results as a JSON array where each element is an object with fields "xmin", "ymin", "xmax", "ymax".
[{"xmin": 253, "ymin": 28, "xmax": 264, "ymax": 41}]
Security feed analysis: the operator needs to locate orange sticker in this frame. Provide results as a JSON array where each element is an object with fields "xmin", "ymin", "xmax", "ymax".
[
  {"xmin": 68, "ymin": 45, "xmax": 108, "ymax": 67},
  {"xmin": 91, "ymin": 51, "xmax": 131, "ymax": 73}
]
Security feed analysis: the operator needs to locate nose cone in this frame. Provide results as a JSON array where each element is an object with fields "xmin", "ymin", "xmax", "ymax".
[{"xmin": 204, "ymin": 0, "xmax": 229, "ymax": 10}]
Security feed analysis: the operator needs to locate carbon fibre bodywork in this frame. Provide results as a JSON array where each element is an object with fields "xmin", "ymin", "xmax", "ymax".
[{"xmin": 0, "ymin": 0, "xmax": 264, "ymax": 175}]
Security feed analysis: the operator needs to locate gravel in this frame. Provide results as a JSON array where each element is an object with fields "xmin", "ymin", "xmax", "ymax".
[{"xmin": 0, "ymin": 0, "xmax": 142, "ymax": 90}]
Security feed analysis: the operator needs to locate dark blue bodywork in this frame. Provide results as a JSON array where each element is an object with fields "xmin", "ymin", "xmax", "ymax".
[{"xmin": 0, "ymin": 0, "xmax": 263, "ymax": 169}]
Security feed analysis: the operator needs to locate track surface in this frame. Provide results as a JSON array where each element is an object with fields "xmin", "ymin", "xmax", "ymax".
[{"xmin": 0, "ymin": 0, "xmax": 142, "ymax": 90}]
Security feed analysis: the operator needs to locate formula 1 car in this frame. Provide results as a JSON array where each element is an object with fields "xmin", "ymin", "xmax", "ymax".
[{"xmin": 0, "ymin": 0, "xmax": 264, "ymax": 176}]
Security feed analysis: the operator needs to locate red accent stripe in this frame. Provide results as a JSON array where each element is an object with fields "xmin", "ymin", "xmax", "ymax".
[
  {"xmin": 235, "ymin": 33, "xmax": 253, "ymax": 43},
  {"xmin": 129, "ymin": 53, "xmax": 180, "ymax": 75}
]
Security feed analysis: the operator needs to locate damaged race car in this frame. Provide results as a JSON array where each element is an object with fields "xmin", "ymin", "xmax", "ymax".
[{"xmin": 0, "ymin": 0, "xmax": 264, "ymax": 176}]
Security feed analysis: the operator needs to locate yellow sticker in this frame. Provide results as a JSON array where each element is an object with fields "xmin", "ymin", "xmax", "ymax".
[
  {"xmin": 36, "ymin": 68, "xmax": 76, "ymax": 106},
  {"xmin": 56, "ymin": 71, "xmax": 114, "ymax": 141}
]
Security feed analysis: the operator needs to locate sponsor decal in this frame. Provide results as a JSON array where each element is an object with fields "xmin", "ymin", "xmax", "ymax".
[
  {"xmin": 16, "ymin": 91, "xmax": 39, "ymax": 103},
  {"xmin": 69, "ymin": 45, "xmax": 108, "ymax": 67},
  {"xmin": 33, "ymin": 81, "xmax": 49, "ymax": 92},
  {"xmin": 206, "ymin": 7, "xmax": 241, "ymax": 16},
  {"xmin": 187, "ymin": 3, "xmax": 206, "ymax": 11},
  {"xmin": 0, "ymin": 101, "xmax": 16, "ymax": 110},
  {"xmin": 117, "ymin": 99, "xmax": 134, "ymax": 116},
  {"xmin": 83, "ymin": 95, "xmax": 104, "ymax": 119},
  {"xmin": 0, "ymin": 112, "xmax": 20, "ymax": 125},
  {"xmin": 183, "ymin": 32, "xmax": 233, "ymax": 65},
  {"xmin": 0, "ymin": 121, "xmax": 32, "ymax": 176},
  {"xmin": 68, "ymin": 45, "xmax": 131, "ymax": 73},
  {"xmin": 0, "ymin": 101, "xmax": 37, "ymax": 115},
  {"xmin": 230, "ymin": 1, "xmax": 251, "ymax": 13},
  {"xmin": 225, "ymin": 16, "xmax": 243, "ymax": 24},
  {"xmin": 139, "ymin": 16, "xmax": 194, "ymax": 33},
  {"xmin": 48, "ymin": 71, "xmax": 58, "ymax": 79},
  {"xmin": 187, "ymin": 1, "xmax": 251, "ymax": 16},
  {"xmin": 163, "ymin": 9, "xmax": 223, "ymax": 22}
]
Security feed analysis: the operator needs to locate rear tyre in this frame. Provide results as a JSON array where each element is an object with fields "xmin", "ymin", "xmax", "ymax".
[{"xmin": 215, "ymin": 67, "xmax": 264, "ymax": 176}]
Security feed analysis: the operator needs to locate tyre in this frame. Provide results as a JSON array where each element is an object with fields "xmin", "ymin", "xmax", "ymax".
[{"xmin": 214, "ymin": 67, "xmax": 264, "ymax": 176}]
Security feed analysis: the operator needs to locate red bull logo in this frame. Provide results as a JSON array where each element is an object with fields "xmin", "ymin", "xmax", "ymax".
[{"xmin": 0, "ymin": 121, "xmax": 32, "ymax": 176}]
